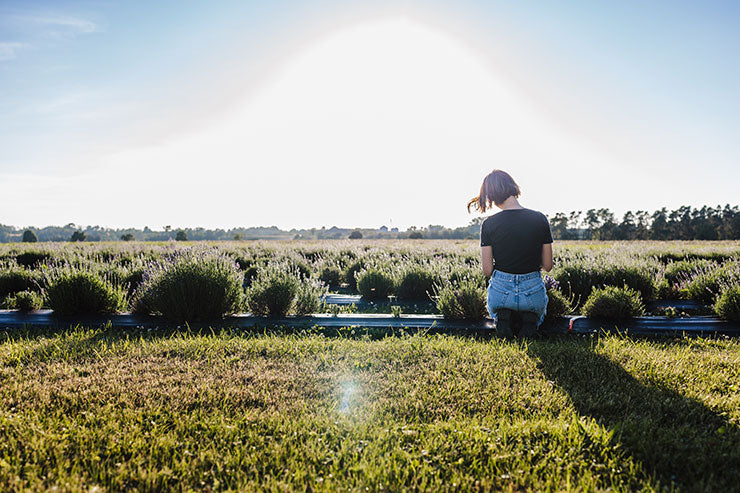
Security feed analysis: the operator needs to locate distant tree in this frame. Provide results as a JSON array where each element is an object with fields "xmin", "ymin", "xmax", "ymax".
[
  {"xmin": 595, "ymin": 208, "xmax": 617, "ymax": 240},
  {"xmin": 348, "ymin": 230, "xmax": 363, "ymax": 239},
  {"xmin": 164, "ymin": 225, "xmax": 172, "ymax": 232},
  {"xmin": 557, "ymin": 210, "xmax": 582, "ymax": 239},
  {"xmin": 617, "ymin": 211, "xmax": 637, "ymax": 240},
  {"xmin": 22, "ymin": 230, "xmax": 38, "ymax": 243},
  {"xmin": 120, "ymin": 233, "xmax": 135, "ymax": 242},
  {"xmin": 568, "ymin": 211, "xmax": 582, "ymax": 230},
  {"xmin": 175, "ymin": 230, "xmax": 188, "ymax": 241},
  {"xmin": 692, "ymin": 206, "xmax": 719, "ymax": 240},
  {"xmin": 673, "ymin": 205, "xmax": 694, "ymax": 240},
  {"xmin": 584, "ymin": 209, "xmax": 600, "ymax": 239},
  {"xmin": 651, "ymin": 208, "xmax": 670, "ymax": 240},
  {"xmin": 233, "ymin": 233, "xmax": 244, "ymax": 241},
  {"xmin": 468, "ymin": 217, "xmax": 484, "ymax": 227},
  {"xmin": 408, "ymin": 231, "xmax": 424, "ymax": 239},
  {"xmin": 720, "ymin": 205, "xmax": 740, "ymax": 239},
  {"xmin": 635, "ymin": 211, "xmax": 650, "ymax": 240},
  {"xmin": 550, "ymin": 213, "xmax": 569, "ymax": 240},
  {"xmin": 70, "ymin": 230, "xmax": 87, "ymax": 242}
]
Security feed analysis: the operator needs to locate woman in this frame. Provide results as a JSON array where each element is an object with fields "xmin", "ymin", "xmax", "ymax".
[{"xmin": 468, "ymin": 170, "xmax": 553, "ymax": 337}]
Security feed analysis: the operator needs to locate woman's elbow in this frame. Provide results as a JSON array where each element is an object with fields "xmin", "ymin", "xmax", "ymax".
[{"xmin": 541, "ymin": 260, "xmax": 553, "ymax": 272}]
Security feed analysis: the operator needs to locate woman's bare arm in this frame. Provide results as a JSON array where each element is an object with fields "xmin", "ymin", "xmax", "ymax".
[
  {"xmin": 541, "ymin": 243, "xmax": 553, "ymax": 272},
  {"xmin": 481, "ymin": 246, "xmax": 494, "ymax": 277}
]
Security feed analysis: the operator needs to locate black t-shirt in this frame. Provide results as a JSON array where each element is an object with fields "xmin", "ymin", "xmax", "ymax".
[{"xmin": 480, "ymin": 208, "xmax": 553, "ymax": 274}]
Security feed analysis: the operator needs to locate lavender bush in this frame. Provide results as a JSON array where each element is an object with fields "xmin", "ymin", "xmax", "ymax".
[
  {"xmin": 45, "ymin": 267, "xmax": 127, "ymax": 315},
  {"xmin": 245, "ymin": 264, "xmax": 325, "ymax": 316},
  {"xmin": 356, "ymin": 268, "xmax": 396, "ymax": 301},
  {"xmin": 133, "ymin": 248, "xmax": 244, "ymax": 321},
  {"xmin": 434, "ymin": 277, "xmax": 487, "ymax": 321},
  {"xmin": 714, "ymin": 286, "xmax": 740, "ymax": 322},
  {"xmin": 582, "ymin": 285, "xmax": 645, "ymax": 320},
  {"xmin": 681, "ymin": 261, "xmax": 740, "ymax": 304}
]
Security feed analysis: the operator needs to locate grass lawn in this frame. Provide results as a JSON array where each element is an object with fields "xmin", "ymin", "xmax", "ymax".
[{"xmin": 0, "ymin": 327, "xmax": 738, "ymax": 492}]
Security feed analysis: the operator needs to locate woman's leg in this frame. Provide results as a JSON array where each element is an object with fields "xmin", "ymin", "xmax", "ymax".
[
  {"xmin": 487, "ymin": 275, "xmax": 520, "ymax": 337},
  {"xmin": 519, "ymin": 276, "xmax": 548, "ymax": 327},
  {"xmin": 487, "ymin": 276, "xmax": 515, "ymax": 319}
]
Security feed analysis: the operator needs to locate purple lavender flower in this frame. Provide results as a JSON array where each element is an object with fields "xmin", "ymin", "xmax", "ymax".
[{"xmin": 543, "ymin": 274, "xmax": 559, "ymax": 291}]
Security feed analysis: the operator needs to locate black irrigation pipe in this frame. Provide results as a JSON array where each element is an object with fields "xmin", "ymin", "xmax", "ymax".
[
  {"xmin": 0, "ymin": 310, "xmax": 738, "ymax": 337},
  {"xmin": 0, "ymin": 310, "xmax": 490, "ymax": 331},
  {"xmin": 645, "ymin": 300, "xmax": 706, "ymax": 311},
  {"xmin": 323, "ymin": 296, "xmax": 710, "ymax": 315},
  {"xmin": 322, "ymin": 294, "xmax": 437, "ymax": 312},
  {"xmin": 567, "ymin": 316, "xmax": 740, "ymax": 337},
  {"xmin": 327, "ymin": 296, "xmax": 707, "ymax": 309}
]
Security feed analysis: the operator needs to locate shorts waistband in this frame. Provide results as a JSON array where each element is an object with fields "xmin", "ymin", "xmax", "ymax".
[{"xmin": 492, "ymin": 270, "xmax": 541, "ymax": 281}]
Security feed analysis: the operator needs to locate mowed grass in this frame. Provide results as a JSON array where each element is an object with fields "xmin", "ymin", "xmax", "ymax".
[{"xmin": 0, "ymin": 328, "xmax": 739, "ymax": 492}]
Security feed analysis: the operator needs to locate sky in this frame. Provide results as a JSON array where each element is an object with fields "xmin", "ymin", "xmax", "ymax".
[{"xmin": 1, "ymin": 0, "xmax": 738, "ymax": 230}]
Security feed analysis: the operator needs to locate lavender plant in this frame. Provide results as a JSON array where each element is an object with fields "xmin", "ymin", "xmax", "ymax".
[
  {"xmin": 681, "ymin": 261, "xmax": 740, "ymax": 304},
  {"xmin": 714, "ymin": 286, "xmax": 740, "ymax": 322},
  {"xmin": 294, "ymin": 278, "xmax": 328, "ymax": 316},
  {"xmin": 45, "ymin": 267, "xmax": 127, "ymax": 315},
  {"xmin": 434, "ymin": 277, "xmax": 487, "ymax": 321},
  {"xmin": 356, "ymin": 268, "xmax": 396, "ymax": 301},
  {"xmin": 395, "ymin": 265, "xmax": 441, "ymax": 301},
  {"xmin": 5, "ymin": 290, "xmax": 43, "ymax": 311},
  {"xmin": 245, "ymin": 263, "xmax": 326, "ymax": 316},
  {"xmin": 0, "ymin": 265, "xmax": 41, "ymax": 298},
  {"xmin": 582, "ymin": 285, "xmax": 645, "ymax": 320},
  {"xmin": 133, "ymin": 248, "xmax": 244, "ymax": 321}
]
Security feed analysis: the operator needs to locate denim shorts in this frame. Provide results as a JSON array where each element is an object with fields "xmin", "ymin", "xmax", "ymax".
[{"xmin": 487, "ymin": 270, "xmax": 548, "ymax": 327}]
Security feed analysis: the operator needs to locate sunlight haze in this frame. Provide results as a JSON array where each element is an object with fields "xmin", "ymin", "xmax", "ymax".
[{"xmin": 1, "ymin": 1, "xmax": 738, "ymax": 230}]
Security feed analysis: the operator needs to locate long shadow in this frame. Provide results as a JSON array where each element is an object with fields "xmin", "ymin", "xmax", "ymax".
[{"xmin": 527, "ymin": 338, "xmax": 740, "ymax": 492}]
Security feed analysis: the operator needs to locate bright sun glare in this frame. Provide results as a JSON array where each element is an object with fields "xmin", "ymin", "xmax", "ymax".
[{"xmin": 8, "ymin": 18, "xmax": 624, "ymax": 229}]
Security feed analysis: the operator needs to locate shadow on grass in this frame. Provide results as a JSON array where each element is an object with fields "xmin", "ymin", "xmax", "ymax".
[{"xmin": 527, "ymin": 337, "xmax": 740, "ymax": 491}]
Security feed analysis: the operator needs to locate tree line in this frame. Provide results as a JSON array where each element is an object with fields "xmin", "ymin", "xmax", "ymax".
[
  {"xmin": 2, "ymin": 204, "xmax": 739, "ymax": 242},
  {"xmin": 0, "ymin": 223, "xmax": 480, "ymax": 242},
  {"xmin": 549, "ymin": 205, "xmax": 740, "ymax": 240}
]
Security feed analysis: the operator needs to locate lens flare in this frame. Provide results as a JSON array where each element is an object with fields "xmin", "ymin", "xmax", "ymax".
[{"xmin": 339, "ymin": 380, "xmax": 358, "ymax": 414}]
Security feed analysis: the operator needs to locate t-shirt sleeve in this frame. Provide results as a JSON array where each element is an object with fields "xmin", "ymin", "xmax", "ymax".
[
  {"xmin": 542, "ymin": 214, "xmax": 553, "ymax": 244},
  {"xmin": 480, "ymin": 221, "xmax": 492, "ymax": 247}
]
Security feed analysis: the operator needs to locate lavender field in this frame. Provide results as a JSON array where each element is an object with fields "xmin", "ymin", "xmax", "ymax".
[{"xmin": 1, "ymin": 240, "xmax": 739, "ymax": 322}]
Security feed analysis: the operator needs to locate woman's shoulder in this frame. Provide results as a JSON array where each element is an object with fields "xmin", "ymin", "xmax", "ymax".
[
  {"xmin": 519, "ymin": 208, "xmax": 548, "ymax": 222},
  {"xmin": 481, "ymin": 213, "xmax": 501, "ymax": 226},
  {"xmin": 486, "ymin": 208, "xmax": 545, "ymax": 217},
  {"xmin": 482, "ymin": 208, "xmax": 548, "ymax": 225}
]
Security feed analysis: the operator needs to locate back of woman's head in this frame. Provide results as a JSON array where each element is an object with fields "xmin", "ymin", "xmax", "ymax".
[{"xmin": 468, "ymin": 170, "xmax": 521, "ymax": 213}]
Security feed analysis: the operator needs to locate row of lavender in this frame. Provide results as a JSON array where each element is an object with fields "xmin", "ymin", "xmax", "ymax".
[{"xmin": 0, "ymin": 240, "xmax": 739, "ymax": 322}]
